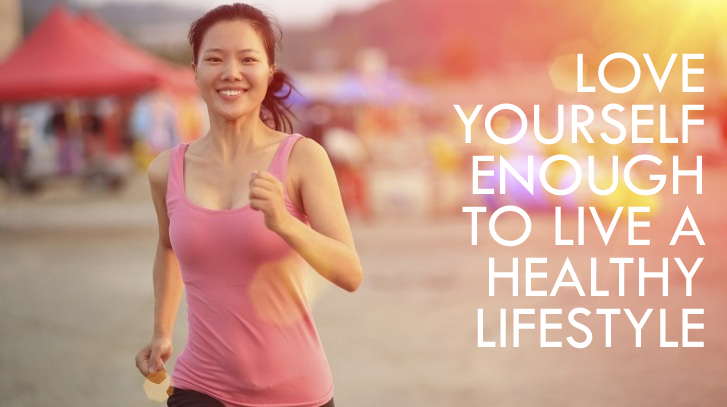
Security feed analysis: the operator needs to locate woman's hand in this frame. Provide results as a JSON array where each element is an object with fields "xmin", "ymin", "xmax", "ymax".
[
  {"xmin": 249, "ymin": 170, "xmax": 293, "ymax": 234},
  {"xmin": 135, "ymin": 336, "xmax": 173, "ymax": 384}
]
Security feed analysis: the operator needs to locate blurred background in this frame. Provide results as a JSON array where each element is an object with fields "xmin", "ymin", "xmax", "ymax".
[{"xmin": 1, "ymin": 0, "xmax": 726, "ymax": 406}]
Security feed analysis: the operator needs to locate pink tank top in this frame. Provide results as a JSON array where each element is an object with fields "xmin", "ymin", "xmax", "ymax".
[{"xmin": 166, "ymin": 133, "xmax": 334, "ymax": 407}]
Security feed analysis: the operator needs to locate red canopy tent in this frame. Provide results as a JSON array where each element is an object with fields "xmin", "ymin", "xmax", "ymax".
[
  {"xmin": 0, "ymin": 6, "xmax": 194, "ymax": 103},
  {"xmin": 76, "ymin": 12, "xmax": 198, "ymax": 96}
]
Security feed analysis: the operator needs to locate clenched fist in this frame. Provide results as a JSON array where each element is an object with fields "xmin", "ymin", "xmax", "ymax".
[
  {"xmin": 249, "ymin": 170, "xmax": 293, "ymax": 234},
  {"xmin": 135, "ymin": 337, "xmax": 172, "ymax": 384}
]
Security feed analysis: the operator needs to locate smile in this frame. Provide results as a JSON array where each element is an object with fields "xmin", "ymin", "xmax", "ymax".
[{"xmin": 218, "ymin": 89, "xmax": 246, "ymax": 96}]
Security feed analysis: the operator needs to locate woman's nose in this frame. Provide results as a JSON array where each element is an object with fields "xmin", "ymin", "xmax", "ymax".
[{"xmin": 220, "ymin": 59, "xmax": 242, "ymax": 81}]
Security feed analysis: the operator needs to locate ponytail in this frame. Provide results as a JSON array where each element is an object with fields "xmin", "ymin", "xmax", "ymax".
[{"xmin": 261, "ymin": 70, "xmax": 298, "ymax": 133}]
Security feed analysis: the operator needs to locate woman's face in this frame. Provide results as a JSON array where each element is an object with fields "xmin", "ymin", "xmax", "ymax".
[{"xmin": 193, "ymin": 20, "xmax": 273, "ymax": 122}]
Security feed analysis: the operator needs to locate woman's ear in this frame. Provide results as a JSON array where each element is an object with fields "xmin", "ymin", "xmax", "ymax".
[
  {"xmin": 191, "ymin": 61, "xmax": 198, "ymax": 82},
  {"xmin": 269, "ymin": 63, "xmax": 277, "ymax": 84}
]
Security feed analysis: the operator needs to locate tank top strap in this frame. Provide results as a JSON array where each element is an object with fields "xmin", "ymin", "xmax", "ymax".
[
  {"xmin": 269, "ymin": 133, "xmax": 303, "ymax": 182},
  {"xmin": 166, "ymin": 142, "xmax": 186, "ymax": 199}
]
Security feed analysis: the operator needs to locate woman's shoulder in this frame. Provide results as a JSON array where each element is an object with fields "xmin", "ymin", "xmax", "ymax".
[
  {"xmin": 289, "ymin": 135, "xmax": 330, "ymax": 167},
  {"xmin": 147, "ymin": 147, "xmax": 175, "ymax": 193},
  {"xmin": 288, "ymin": 134, "xmax": 335, "ymax": 194}
]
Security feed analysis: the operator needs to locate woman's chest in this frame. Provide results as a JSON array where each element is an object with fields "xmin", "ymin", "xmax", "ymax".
[{"xmin": 168, "ymin": 209, "xmax": 294, "ymax": 279}]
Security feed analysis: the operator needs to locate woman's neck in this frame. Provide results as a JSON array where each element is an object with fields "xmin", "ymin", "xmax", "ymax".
[{"xmin": 204, "ymin": 111, "xmax": 273, "ymax": 163}]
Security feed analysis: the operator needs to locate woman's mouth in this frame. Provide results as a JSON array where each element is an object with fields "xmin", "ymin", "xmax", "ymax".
[{"xmin": 217, "ymin": 89, "xmax": 247, "ymax": 99}]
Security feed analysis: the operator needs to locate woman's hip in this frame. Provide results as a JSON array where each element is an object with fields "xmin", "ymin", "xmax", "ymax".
[{"xmin": 167, "ymin": 387, "xmax": 335, "ymax": 407}]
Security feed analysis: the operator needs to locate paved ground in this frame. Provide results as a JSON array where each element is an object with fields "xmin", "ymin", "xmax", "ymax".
[{"xmin": 0, "ymin": 166, "xmax": 725, "ymax": 407}]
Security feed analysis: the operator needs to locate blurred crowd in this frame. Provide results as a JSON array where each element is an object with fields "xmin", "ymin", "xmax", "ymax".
[
  {"xmin": 0, "ymin": 93, "xmax": 205, "ymax": 194},
  {"xmin": 3, "ymin": 84, "xmax": 727, "ymax": 221}
]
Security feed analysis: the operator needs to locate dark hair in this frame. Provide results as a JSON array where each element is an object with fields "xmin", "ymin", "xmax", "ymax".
[{"xmin": 188, "ymin": 3, "xmax": 297, "ymax": 133}]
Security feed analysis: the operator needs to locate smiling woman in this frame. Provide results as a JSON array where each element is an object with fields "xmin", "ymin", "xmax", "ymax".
[
  {"xmin": 133, "ymin": 3, "xmax": 362, "ymax": 407},
  {"xmin": 188, "ymin": 4, "xmax": 297, "ymax": 132}
]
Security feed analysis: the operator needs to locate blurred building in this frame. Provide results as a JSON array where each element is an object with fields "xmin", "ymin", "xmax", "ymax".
[
  {"xmin": 129, "ymin": 21, "xmax": 191, "ymax": 53},
  {"xmin": 0, "ymin": 0, "xmax": 21, "ymax": 59}
]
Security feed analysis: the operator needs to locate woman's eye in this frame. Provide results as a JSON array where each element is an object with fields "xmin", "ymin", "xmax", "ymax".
[
  {"xmin": 206, "ymin": 58, "xmax": 221, "ymax": 62},
  {"xmin": 242, "ymin": 58, "xmax": 256, "ymax": 63}
]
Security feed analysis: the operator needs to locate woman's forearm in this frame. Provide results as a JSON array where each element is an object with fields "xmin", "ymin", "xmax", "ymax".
[
  {"xmin": 277, "ymin": 216, "xmax": 363, "ymax": 292},
  {"xmin": 152, "ymin": 243, "xmax": 185, "ymax": 339}
]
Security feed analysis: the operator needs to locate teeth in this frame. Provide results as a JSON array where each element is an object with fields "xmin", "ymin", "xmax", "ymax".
[{"xmin": 220, "ymin": 89, "xmax": 243, "ymax": 96}]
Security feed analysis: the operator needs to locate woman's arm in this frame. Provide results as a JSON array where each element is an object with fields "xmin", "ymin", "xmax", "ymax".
[
  {"xmin": 249, "ymin": 138, "xmax": 363, "ymax": 292},
  {"xmin": 147, "ymin": 150, "xmax": 185, "ymax": 339},
  {"xmin": 136, "ymin": 150, "xmax": 184, "ymax": 378}
]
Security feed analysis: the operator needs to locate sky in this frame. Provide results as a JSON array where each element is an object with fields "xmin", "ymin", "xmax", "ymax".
[{"xmin": 74, "ymin": 0, "xmax": 387, "ymax": 27}]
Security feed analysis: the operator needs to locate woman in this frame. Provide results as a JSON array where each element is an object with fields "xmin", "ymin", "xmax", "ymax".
[{"xmin": 134, "ymin": 4, "xmax": 363, "ymax": 406}]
